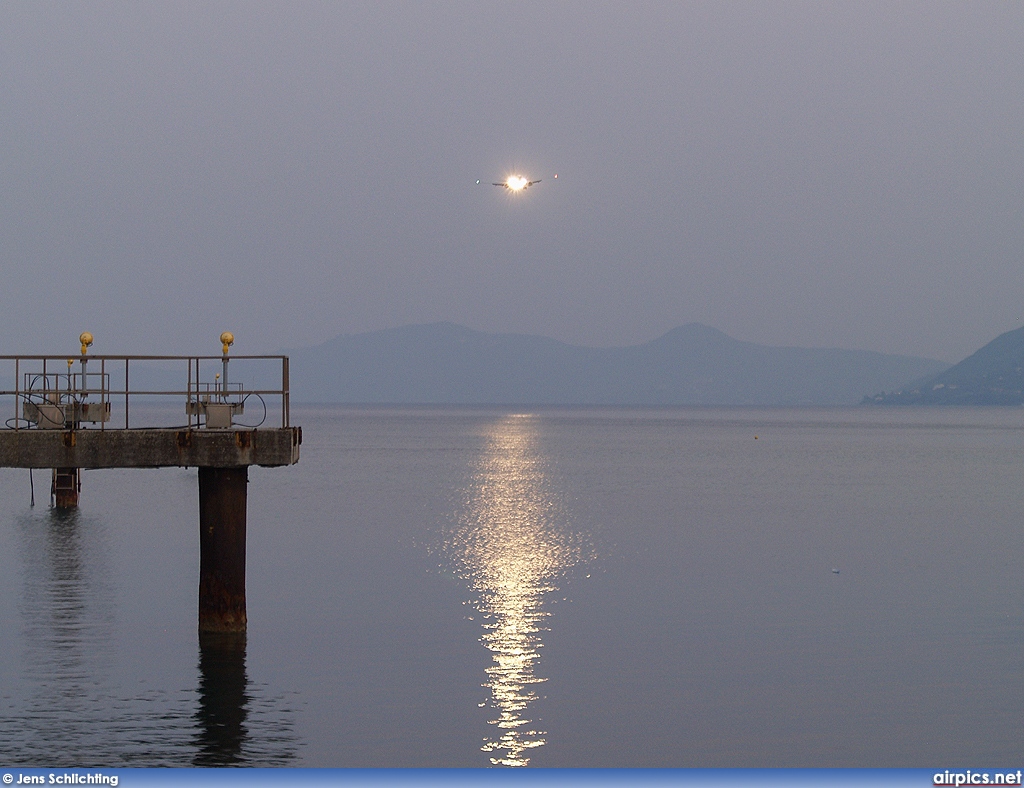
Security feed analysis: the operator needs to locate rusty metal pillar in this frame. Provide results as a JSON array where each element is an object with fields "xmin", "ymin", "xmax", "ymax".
[
  {"xmin": 52, "ymin": 468, "xmax": 80, "ymax": 508},
  {"xmin": 198, "ymin": 466, "xmax": 248, "ymax": 633}
]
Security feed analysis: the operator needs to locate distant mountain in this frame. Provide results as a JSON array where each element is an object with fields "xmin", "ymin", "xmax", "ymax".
[
  {"xmin": 287, "ymin": 322, "xmax": 948, "ymax": 406},
  {"xmin": 866, "ymin": 325, "xmax": 1024, "ymax": 405}
]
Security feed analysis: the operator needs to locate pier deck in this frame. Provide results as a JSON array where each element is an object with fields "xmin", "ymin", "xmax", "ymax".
[{"xmin": 0, "ymin": 426, "xmax": 300, "ymax": 468}]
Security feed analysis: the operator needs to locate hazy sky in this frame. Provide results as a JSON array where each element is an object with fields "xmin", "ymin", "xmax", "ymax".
[{"xmin": 3, "ymin": 1, "xmax": 1022, "ymax": 362}]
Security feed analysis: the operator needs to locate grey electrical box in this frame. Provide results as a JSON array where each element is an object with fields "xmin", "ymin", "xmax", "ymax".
[{"xmin": 186, "ymin": 401, "xmax": 244, "ymax": 429}]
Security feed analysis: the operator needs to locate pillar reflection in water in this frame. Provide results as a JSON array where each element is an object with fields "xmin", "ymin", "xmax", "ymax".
[
  {"xmin": 4, "ymin": 505, "xmax": 298, "ymax": 765},
  {"xmin": 190, "ymin": 633, "xmax": 301, "ymax": 766},
  {"xmin": 23, "ymin": 508, "xmax": 94, "ymax": 711},
  {"xmin": 447, "ymin": 415, "xmax": 591, "ymax": 766},
  {"xmin": 193, "ymin": 632, "xmax": 249, "ymax": 765},
  {"xmin": 8, "ymin": 507, "xmax": 117, "ymax": 763}
]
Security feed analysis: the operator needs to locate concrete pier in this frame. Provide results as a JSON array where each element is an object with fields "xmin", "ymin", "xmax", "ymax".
[
  {"xmin": 0, "ymin": 427, "xmax": 300, "ymax": 469},
  {"xmin": 0, "ymin": 349, "xmax": 298, "ymax": 634}
]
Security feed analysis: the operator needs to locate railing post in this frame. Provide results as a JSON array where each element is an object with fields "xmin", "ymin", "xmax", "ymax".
[{"xmin": 282, "ymin": 356, "xmax": 289, "ymax": 427}]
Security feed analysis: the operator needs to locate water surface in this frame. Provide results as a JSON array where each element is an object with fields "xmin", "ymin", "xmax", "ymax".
[{"xmin": 2, "ymin": 406, "xmax": 1024, "ymax": 766}]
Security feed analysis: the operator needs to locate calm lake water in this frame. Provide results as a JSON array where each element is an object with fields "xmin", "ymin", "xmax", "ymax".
[{"xmin": 2, "ymin": 406, "xmax": 1024, "ymax": 767}]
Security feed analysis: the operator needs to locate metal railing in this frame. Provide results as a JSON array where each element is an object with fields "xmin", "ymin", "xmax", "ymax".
[{"xmin": 0, "ymin": 354, "xmax": 291, "ymax": 431}]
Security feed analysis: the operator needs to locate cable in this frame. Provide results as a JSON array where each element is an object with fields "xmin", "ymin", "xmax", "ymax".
[{"xmin": 232, "ymin": 393, "xmax": 268, "ymax": 428}]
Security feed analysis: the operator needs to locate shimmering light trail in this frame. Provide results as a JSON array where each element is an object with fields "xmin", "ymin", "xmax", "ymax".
[{"xmin": 445, "ymin": 415, "xmax": 590, "ymax": 766}]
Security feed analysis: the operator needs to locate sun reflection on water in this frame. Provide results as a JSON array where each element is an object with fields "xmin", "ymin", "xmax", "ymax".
[{"xmin": 447, "ymin": 415, "xmax": 590, "ymax": 766}]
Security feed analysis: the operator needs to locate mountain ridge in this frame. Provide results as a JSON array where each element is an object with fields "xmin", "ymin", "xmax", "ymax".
[
  {"xmin": 287, "ymin": 322, "xmax": 949, "ymax": 406},
  {"xmin": 866, "ymin": 324, "xmax": 1024, "ymax": 405}
]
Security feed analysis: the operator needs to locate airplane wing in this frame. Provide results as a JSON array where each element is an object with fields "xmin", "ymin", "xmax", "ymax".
[{"xmin": 491, "ymin": 178, "xmax": 541, "ymax": 189}]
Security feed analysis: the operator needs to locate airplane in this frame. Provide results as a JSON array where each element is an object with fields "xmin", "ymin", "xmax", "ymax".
[{"xmin": 492, "ymin": 175, "xmax": 541, "ymax": 191}]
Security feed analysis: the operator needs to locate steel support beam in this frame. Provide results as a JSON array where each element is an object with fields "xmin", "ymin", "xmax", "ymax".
[{"xmin": 52, "ymin": 467, "xmax": 79, "ymax": 508}]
